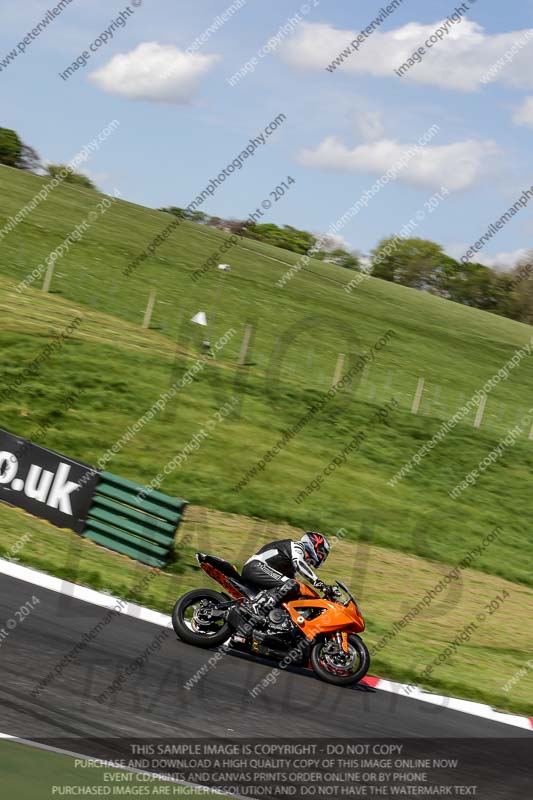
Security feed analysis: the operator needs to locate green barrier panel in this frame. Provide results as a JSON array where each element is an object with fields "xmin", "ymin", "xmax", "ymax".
[
  {"xmin": 92, "ymin": 496, "xmax": 176, "ymax": 534},
  {"xmin": 83, "ymin": 471, "xmax": 187, "ymax": 567}
]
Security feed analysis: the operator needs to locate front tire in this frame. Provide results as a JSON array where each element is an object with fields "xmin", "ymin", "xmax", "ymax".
[
  {"xmin": 310, "ymin": 634, "xmax": 370, "ymax": 686},
  {"xmin": 172, "ymin": 588, "xmax": 231, "ymax": 648}
]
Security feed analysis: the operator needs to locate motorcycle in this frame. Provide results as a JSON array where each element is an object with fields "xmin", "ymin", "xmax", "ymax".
[{"xmin": 172, "ymin": 552, "xmax": 370, "ymax": 686}]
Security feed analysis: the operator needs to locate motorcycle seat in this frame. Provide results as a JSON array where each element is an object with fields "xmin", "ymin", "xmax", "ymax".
[{"xmin": 196, "ymin": 553, "xmax": 260, "ymax": 597}]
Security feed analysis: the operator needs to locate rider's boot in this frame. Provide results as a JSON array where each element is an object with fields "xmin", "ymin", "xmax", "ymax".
[{"xmin": 250, "ymin": 590, "xmax": 277, "ymax": 617}]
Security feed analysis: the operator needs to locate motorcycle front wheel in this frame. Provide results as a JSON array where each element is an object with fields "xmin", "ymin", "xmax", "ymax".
[
  {"xmin": 310, "ymin": 634, "xmax": 370, "ymax": 686},
  {"xmin": 172, "ymin": 588, "xmax": 231, "ymax": 648}
]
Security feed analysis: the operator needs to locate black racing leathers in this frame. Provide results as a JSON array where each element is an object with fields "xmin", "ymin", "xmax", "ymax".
[{"xmin": 241, "ymin": 538, "xmax": 320, "ymax": 600}]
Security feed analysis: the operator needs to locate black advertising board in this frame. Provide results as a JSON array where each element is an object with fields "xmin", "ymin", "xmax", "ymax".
[{"xmin": 0, "ymin": 429, "xmax": 98, "ymax": 533}]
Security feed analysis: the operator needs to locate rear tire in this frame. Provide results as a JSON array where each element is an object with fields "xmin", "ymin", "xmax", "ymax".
[
  {"xmin": 310, "ymin": 634, "xmax": 370, "ymax": 686},
  {"xmin": 172, "ymin": 588, "xmax": 231, "ymax": 648}
]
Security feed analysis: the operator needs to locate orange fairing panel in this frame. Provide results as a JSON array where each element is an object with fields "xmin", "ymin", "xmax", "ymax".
[
  {"xmin": 296, "ymin": 581, "xmax": 319, "ymax": 598},
  {"xmin": 200, "ymin": 562, "xmax": 244, "ymax": 600},
  {"xmin": 284, "ymin": 597, "xmax": 365, "ymax": 641}
]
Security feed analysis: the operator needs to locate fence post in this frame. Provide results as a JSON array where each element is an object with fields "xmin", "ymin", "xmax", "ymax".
[
  {"xmin": 411, "ymin": 377, "xmax": 425, "ymax": 414},
  {"xmin": 473, "ymin": 394, "xmax": 487, "ymax": 428},
  {"xmin": 42, "ymin": 261, "xmax": 55, "ymax": 293},
  {"xmin": 238, "ymin": 324, "xmax": 253, "ymax": 366},
  {"xmin": 332, "ymin": 353, "xmax": 345, "ymax": 388},
  {"xmin": 142, "ymin": 290, "xmax": 157, "ymax": 329},
  {"xmin": 529, "ymin": 420, "xmax": 533, "ymax": 440}
]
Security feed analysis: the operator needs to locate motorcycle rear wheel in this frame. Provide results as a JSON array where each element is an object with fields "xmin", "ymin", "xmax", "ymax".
[
  {"xmin": 172, "ymin": 588, "xmax": 231, "ymax": 648},
  {"xmin": 310, "ymin": 634, "xmax": 370, "ymax": 686}
]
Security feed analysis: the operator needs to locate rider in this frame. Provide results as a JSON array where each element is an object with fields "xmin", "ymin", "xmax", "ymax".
[{"xmin": 241, "ymin": 532, "xmax": 331, "ymax": 616}]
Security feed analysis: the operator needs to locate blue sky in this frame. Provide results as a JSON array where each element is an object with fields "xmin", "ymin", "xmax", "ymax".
[{"xmin": 2, "ymin": 0, "xmax": 533, "ymax": 268}]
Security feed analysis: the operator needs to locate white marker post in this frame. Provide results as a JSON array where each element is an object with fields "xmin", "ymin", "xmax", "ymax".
[
  {"xmin": 332, "ymin": 353, "xmax": 345, "ymax": 388},
  {"xmin": 142, "ymin": 290, "xmax": 157, "ymax": 329},
  {"xmin": 238, "ymin": 324, "xmax": 253, "ymax": 366},
  {"xmin": 42, "ymin": 260, "xmax": 56, "ymax": 293},
  {"xmin": 473, "ymin": 394, "xmax": 487, "ymax": 428},
  {"xmin": 206, "ymin": 265, "xmax": 230, "ymax": 359},
  {"xmin": 411, "ymin": 377, "xmax": 425, "ymax": 415},
  {"xmin": 191, "ymin": 311, "xmax": 209, "ymax": 354}
]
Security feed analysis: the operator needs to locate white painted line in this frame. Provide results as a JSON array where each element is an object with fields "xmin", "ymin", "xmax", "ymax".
[
  {"xmin": 0, "ymin": 557, "xmax": 531, "ymax": 732},
  {"xmin": 370, "ymin": 678, "xmax": 533, "ymax": 731},
  {"xmin": 0, "ymin": 558, "xmax": 171, "ymax": 628}
]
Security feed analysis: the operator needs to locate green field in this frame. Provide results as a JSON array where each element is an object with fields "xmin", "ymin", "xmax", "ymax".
[
  {"xmin": 0, "ymin": 165, "xmax": 532, "ymax": 715},
  {"xmin": 2, "ymin": 164, "xmax": 533, "ymax": 429},
  {"xmin": 0, "ymin": 739, "xmax": 230, "ymax": 798}
]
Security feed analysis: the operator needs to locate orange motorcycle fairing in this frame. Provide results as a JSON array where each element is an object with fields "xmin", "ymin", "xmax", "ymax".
[
  {"xmin": 283, "ymin": 581, "xmax": 365, "ymax": 642},
  {"xmin": 295, "ymin": 581, "xmax": 320, "ymax": 599}
]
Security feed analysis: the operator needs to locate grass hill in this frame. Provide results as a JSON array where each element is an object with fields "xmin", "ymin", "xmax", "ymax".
[{"xmin": 0, "ymin": 165, "xmax": 532, "ymax": 715}]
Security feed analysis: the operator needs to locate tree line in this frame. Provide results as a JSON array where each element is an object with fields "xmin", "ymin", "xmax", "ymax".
[
  {"xmin": 370, "ymin": 236, "xmax": 533, "ymax": 324},
  {"xmin": 0, "ymin": 125, "xmax": 96, "ymax": 189},
  {"xmin": 160, "ymin": 207, "xmax": 361, "ymax": 270}
]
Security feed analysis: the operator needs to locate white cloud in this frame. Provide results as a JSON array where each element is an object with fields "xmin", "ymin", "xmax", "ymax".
[
  {"xmin": 89, "ymin": 42, "xmax": 219, "ymax": 104},
  {"xmin": 446, "ymin": 245, "xmax": 530, "ymax": 271},
  {"xmin": 281, "ymin": 20, "xmax": 533, "ymax": 91},
  {"xmin": 476, "ymin": 249, "xmax": 530, "ymax": 271},
  {"xmin": 82, "ymin": 167, "xmax": 111, "ymax": 185},
  {"xmin": 513, "ymin": 96, "xmax": 533, "ymax": 127},
  {"xmin": 353, "ymin": 110, "xmax": 385, "ymax": 140},
  {"xmin": 314, "ymin": 232, "xmax": 353, "ymax": 251},
  {"xmin": 298, "ymin": 136, "xmax": 499, "ymax": 191}
]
